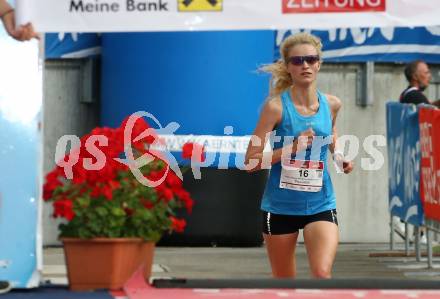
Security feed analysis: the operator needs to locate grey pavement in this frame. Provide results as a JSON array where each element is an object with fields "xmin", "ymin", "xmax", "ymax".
[{"xmin": 42, "ymin": 243, "xmax": 440, "ymax": 285}]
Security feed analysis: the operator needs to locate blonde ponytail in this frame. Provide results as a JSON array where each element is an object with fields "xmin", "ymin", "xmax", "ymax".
[{"xmin": 259, "ymin": 60, "xmax": 292, "ymax": 97}]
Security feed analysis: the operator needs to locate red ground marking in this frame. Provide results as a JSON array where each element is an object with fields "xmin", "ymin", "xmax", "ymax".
[
  {"xmin": 110, "ymin": 289, "xmax": 128, "ymax": 298},
  {"xmin": 124, "ymin": 269, "xmax": 440, "ymax": 299}
]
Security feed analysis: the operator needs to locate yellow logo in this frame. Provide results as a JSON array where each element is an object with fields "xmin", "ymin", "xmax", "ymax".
[{"xmin": 178, "ymin": 0, "xmax": 223, "ymax": 12}]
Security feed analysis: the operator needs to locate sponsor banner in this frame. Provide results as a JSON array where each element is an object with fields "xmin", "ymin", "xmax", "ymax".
[
  {"xmin": 275, "ymin": 27, "xmax": 440, "ymax": 63},
  {"xmin": 419, "ymin": 107, "xmax": 440, "ymax": 223},
  {"xmin": 177, "ymin": 0, "xmax": 223, "ymax": 12},
  {"xmin": 281, "ymin": 0, "xmax": 386, "ymax": 14},
  {"xmin": 0, "ymin": 2, "xmax": 42, "ymax": 287},
  {"xmin": 386, "ymin": 102, "xmax": 424, "ymax": 226},
  {"xmin": 17, "ymin": 0, "xmax": 440, "ymax": 33},
  {"xmin": 157, "ymin": 134, "xmax": 271, "ymax": 154},
  {"xmin": 155, "ymin": 134, "xmax": 271, "ymax": 169}
]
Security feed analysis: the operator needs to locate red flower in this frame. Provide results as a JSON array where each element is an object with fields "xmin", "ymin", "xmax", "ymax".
[
  {"xmin": 91, "ymin": 184, "xmax": 102, "ymax": 198},
  {"xmin": 155, "ymin": 185, "xmax": 174, "ymax": 202},
  {"xmin": 141, "ymin": 198, "xmax": 155, "ymax": 210},
  {"xmin": 182, "ymin": 142, "xmax": 206, "ymax": 162},
  {"xmin": 53, "ymin": 198, "xmax": 75, "ymax": 221},
  {"xmin": 165, "ymin": 171, "xmax": 183, "ymax": 191},
  {"xmin": 120, "ymin": 116, "xmax": 158, "ymax": 148},
  {"xmin": 43, "ymin": 179, "xmax": 62, "ymax": 201},
  {"xmin": 175, "ymin": 189, "xmax": 194, "ymax": 214},
  {"xmin": 170, "ymin": 216, "xmax": 186, "ymax": 233},
  {"xmin": 109, "ymin": 180, "xmax": 121, "ymax": 190},
  {"xmin": 43, "ymin": 167, "xmax": 65, "ymax": 200},
  {"xmin": 124, "ymin": 207, "xmax": 134, "ymax": 216},
  {"xmin": 89, "ymin": 181, "xmax": 119, "ymax": 200},
  {"xmin": 101, "ymin": 184, "xmax": 113, "ymax": 200},
  {"xmin": 72, "ymin": 165, "xmax": 87, "ymax": 185},
  {"xmin": 147, "ymin": 169, "xmax": 167, "ymax": 182}
]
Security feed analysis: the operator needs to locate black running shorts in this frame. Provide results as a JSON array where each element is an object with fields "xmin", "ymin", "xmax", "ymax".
[{"xmin": 262, "ymin": 209, "xmax": 338, "ymax": 235}]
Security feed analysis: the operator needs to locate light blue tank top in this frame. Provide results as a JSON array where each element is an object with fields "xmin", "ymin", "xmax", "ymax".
[{"xmin": 260, "ymin": 89, "xmax": 336, "ymax": 215}]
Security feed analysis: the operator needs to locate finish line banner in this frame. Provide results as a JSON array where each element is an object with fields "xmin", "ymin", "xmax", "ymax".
[{"xmin": 17, "ymin": 0, "xmax": 440, "ymax": 33}]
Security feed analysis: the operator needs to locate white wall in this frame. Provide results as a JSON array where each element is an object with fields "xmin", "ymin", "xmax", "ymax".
[{"xmin": 43, "ymin": 60, "xmax": 100, "ymax": 245}]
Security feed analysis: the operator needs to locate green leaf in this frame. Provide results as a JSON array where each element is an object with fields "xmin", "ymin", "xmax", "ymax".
[
  {"xmin": 77, "ymin": 197, "xmax": 91, "ymax": 207},
  {"xmin": 111, "ymin": 207, "xmax": 125, "ymax": 217},
  {"xmin": 96, "ymin": 207, "xmax": 108, "ymax": 217}
]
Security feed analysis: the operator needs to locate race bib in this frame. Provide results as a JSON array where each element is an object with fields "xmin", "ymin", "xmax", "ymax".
[{"xmin": 280, "ymin": 159, "xmax": 324, "ymax": 192}]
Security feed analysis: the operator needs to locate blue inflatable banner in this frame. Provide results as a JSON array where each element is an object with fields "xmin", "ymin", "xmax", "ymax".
[
  {"xmin": 45, "ymin": 33, "xmax": 100, "ymax": 59},
  {"xmin": 276, "ymin": 26, "xmax": 440, "ymax": 63},
  {"xmin": 386, "ymin": 102, "xmax": 424, "ymax": 226},
  {"xmin": 99, "ymin": 31, "xmax": 274, "ymax": 169},
  {"xmin": 47, "ymin": 26, "xmax": 440, "ymax": 63}
]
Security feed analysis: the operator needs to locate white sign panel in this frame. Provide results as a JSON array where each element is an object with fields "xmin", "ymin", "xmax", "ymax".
[{"xmin": 16, "ymin": 0, "xmax": 440, "ymax": 33}]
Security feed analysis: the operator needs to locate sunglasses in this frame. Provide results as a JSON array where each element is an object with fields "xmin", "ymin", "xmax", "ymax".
[{"xmin": 287, "ymin": 55, "xmax": 320, "ymax": 66}]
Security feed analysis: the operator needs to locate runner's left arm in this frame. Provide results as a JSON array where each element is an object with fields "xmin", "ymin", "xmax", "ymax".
[
  {"xmin": 326, "ymin": 94, "xmax": 342, "ymax": 155},
  {"xmin": 326, "ymin": 94, "xmax": 354, "ymax": 174}
]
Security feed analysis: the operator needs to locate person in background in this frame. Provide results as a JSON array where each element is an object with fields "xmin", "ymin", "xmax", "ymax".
[
  {"xmin": 0, "ymin": 0, "xmax": 37, "ymax": 41},
  {"xmin": 0, "ymin": 0, "xmax": 38, "ymax": 294},
  {"xmin": 400, "ymin": 60, "xmax": 440, "ymax": 108}
]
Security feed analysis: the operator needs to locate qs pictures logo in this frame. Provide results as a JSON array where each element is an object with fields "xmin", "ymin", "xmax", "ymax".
[{"xmin": 178, "ymin": 0, "xmax": 223, "ymax": 12}]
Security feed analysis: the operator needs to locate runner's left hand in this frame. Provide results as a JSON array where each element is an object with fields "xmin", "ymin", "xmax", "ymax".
[
  {"xmin": 334, "ymin": 152, "xmax": 354, "ymax": 174},
  {"xmin": 341, "ymin": 160, "xmax": 354, "ymax": 174}
]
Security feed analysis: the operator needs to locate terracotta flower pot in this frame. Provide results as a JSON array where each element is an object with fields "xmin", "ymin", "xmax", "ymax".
[{"xmin": 62, "ymin": 238, "xmax": 155, "ymax": 291}]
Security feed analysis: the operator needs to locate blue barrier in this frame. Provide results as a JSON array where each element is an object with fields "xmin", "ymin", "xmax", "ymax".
[{"xmin": 386, "ymin": 102, "xmax": 424, "ymax": 226}]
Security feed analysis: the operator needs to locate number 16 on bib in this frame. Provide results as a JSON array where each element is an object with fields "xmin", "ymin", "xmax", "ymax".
[{"xmin": 280, "ymin": 159, "xmax": 324, "ymax": 192}]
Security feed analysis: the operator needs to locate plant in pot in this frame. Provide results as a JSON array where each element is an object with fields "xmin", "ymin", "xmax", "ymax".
[{"xmin": 43, "ymin": 116, "xmax": 205, "ymax": 291}]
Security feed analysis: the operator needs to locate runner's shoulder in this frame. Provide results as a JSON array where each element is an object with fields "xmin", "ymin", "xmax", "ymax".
[
  {"xmin": 262, "ymin": 96, "xmax": 283, "ymax": 119},
  {"xmin": 325, "ymin": 94, "xmax": 342, "ymax": 112}
]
